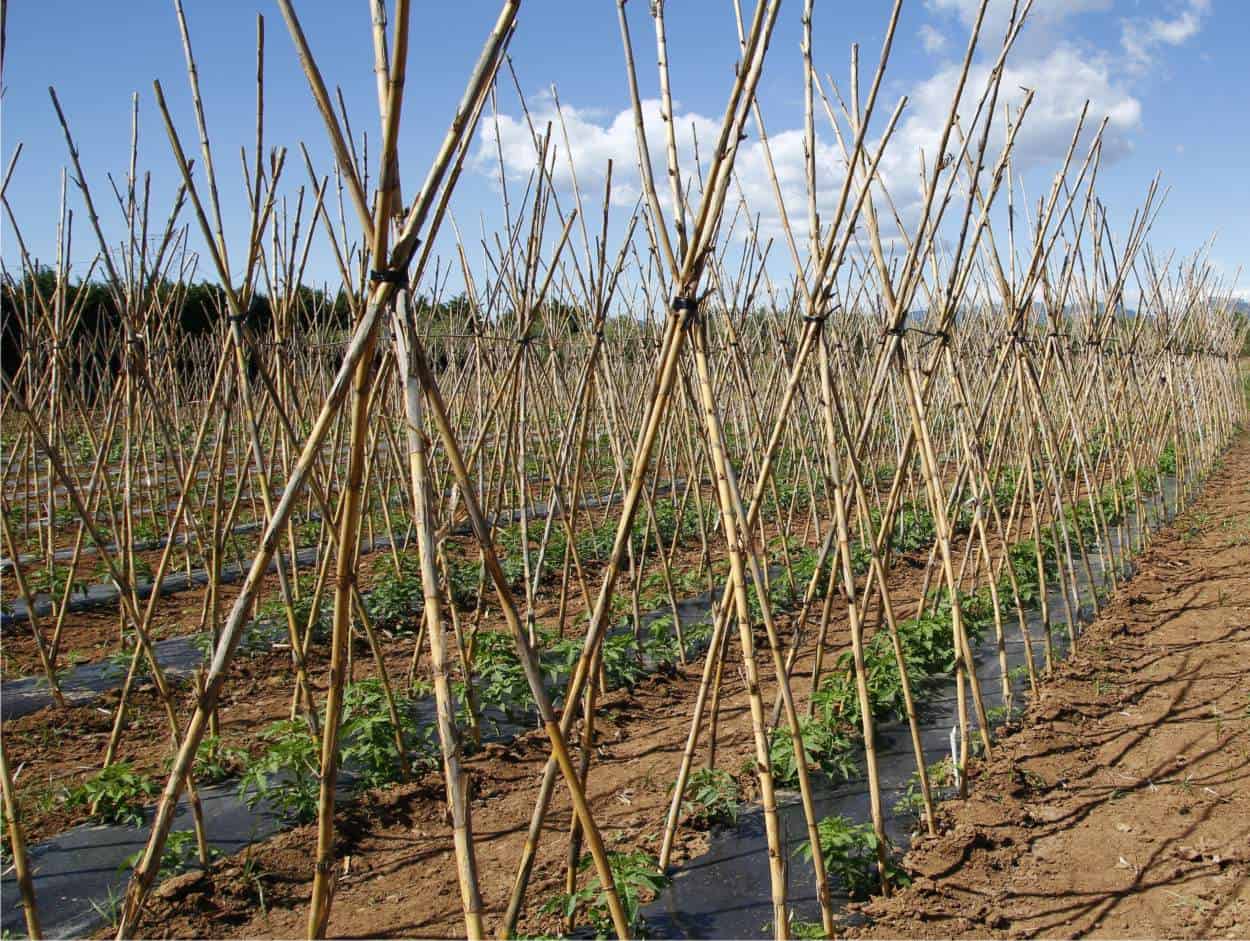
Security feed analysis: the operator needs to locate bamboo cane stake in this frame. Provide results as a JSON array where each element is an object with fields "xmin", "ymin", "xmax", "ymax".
[{"xmin": 0, "ymin": 733, "xmax": 41, "ymax": 940}]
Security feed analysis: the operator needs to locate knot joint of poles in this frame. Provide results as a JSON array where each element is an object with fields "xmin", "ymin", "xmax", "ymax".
[{"xmin": 369, "ymin": 267, "xmax": 410, "ymax": 287}]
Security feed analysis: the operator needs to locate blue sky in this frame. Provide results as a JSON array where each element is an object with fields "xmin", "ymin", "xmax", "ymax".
[{"xmin": 3, "ymin": 0, "xmax": 1247, "ymax": 304}]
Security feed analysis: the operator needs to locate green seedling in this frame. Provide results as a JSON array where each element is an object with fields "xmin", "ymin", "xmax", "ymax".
[
  {"xmin": 795, "ymin": 814, "xmax": 908, "ymax": 899},
  {"xmin": 676, "ymin": 767, "xmax": 739, "ymax": 827},
  {"xmin": 542, "ymin": 850, "xmax": 668, "ymax": 938},
  {"xmin": 120, "ymin": 828, "xmax": 217, "ymax": 878},
  {"xmin": 66, "ymin": 762, "xmax": 156, "ymax": 827},
  {"xmin": 238, "ymin": 720, "xmax": 319, "ymax": 824}
]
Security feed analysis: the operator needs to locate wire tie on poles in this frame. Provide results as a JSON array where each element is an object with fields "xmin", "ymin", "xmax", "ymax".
[{"xmin": 369, "ymin": 267, "xmax": 408, "ymax": 286}]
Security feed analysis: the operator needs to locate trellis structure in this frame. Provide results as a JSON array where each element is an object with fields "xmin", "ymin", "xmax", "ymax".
[{"xmin": 0, "ymin": 1, "xmax": 1246, "ymax": 940}]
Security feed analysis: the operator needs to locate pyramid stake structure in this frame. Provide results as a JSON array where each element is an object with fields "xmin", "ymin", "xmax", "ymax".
[{"xmin": 0, "ymin": 2, "xmax": 1245, "ymax": 939}]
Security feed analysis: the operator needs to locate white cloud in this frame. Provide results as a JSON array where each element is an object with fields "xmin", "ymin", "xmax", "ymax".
[
  {"xmin": 476, "ymin": 42, "xmax": 1140, "ymax": 252},
  {"xmin": 919, "ymin": 24, "xmax": 948, "ymax": 54},
  {"xmin": 925, "ymin": 0, "xmax": 1112, "ymax": 40},
  {"xmin": 476, "ymin": 4, "xmax": 1152, "ymax": 258},
  {"xmin": 476, "ymin": 93, "xmax": 722, "ymax": 214},
  {"xmin": 475, "ymin": 92, "xmax": 849, "ymax": 247},
  {"xmin": 861, "ymin": 43, "xmax": 1140, "ymax": 236},
  {"xmin": 1121, "ymin": 0, "xmax": 1210, "ymax": 70}
]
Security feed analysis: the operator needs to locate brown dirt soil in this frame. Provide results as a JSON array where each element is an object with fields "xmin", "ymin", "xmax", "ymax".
[
  {"xmin": 0, "ymin": 531, "xmax": 761, "ymax": 841},
  {"xmin": 5, "ymin": 496, "xmax": 908, "ymax": 845},
  {"xmin": 117, "ymin": 526, "xmax": 979, "ymax": 940},
  {"xmin": 9, "ymin": 465, "xmax": 1068, "ymax": 935},
  {"xmin": 847, "ymin": 431, "xmax": 1250, "ymax": 939},
  {"xmin": 135, "ymin": 663, "xmax": 758, "ymax": 939}
]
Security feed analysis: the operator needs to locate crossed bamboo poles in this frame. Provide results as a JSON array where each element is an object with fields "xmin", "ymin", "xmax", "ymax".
[{"xmin": 0, "ymin": 1, "xmax": 1246, "ymax": 939}]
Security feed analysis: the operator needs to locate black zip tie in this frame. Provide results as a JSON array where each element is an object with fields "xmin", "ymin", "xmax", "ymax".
[
  {"xmin": 913, "ymin": 327, "xmax": 950, "ymax": 343},
  {"xmin": 670, "ymin": 293, "xmax": 700, "ymax": 322},
  {"xmin": 881, "ymin": 325, "xmax": 906, "ymax": 341},
  {"xmin": 802, "ymin": 313, "xmax": 827, "ymax": 324},
  {"xmin": 673, "ymin": 294, "xmax": 702, "ymax": 330},
  {"xmin": 228, "ymin": 312, "xmax": 248, "ymax": 325},
  {"xmin": 370, "ymin": 267, "xmax": 408, "ymax": 286}
]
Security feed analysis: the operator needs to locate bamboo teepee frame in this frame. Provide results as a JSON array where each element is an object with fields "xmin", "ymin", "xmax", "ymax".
[{"xmin": 0, "ymin": 2, "xmax": 1246, "ymax": 940}]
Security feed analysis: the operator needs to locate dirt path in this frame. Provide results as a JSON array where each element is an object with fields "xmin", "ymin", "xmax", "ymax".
[{"xmin": 851, "ymin": 430, "xmax": 1250, "ymax": 939}]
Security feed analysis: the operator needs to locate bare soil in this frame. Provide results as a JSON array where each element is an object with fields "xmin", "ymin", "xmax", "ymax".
[
  {"xmin": 131, "ymin": 433, "xmax": 1250, "ymax": 940},
  {"xmin": 848, "ymin": 431, "xmax": 1250, "ymax": 939},
  {"xmin": 135, "ymin": 648, "xmax": 771, "ymax": 939},
  {"xmin": 11, "ymin": 452, "xmax": 1198, "ymax": 938},
  {"xmin": 117, "ymin": 534, "xmax": 984, "ymax": 939}
]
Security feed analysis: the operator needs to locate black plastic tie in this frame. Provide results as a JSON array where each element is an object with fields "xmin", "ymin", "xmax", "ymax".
[
  {"xmin": 913, "ymin": 327, "xmax": 950, "ymax": 345},
  {"xmin": 370, "ymin": 267, "xmax": 408, "ymax": 286}
]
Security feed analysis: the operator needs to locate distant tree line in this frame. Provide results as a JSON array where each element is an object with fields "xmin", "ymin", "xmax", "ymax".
[
  {"xmin": 0, "ymin": 268, "xmax": 533, "ymax": 377},
  {"xmin": 1233, "ymin": 301, "xmax": 1250, "ymax": 357}
]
